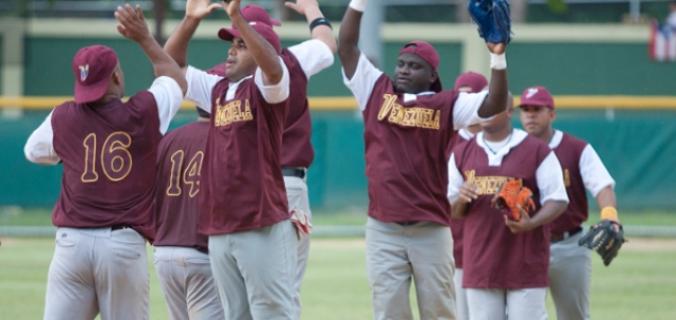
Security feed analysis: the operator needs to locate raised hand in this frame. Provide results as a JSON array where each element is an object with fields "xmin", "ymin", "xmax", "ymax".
[
  {"xmin": 186, "ymin": 0, "xmax": 223, "ymax": 19},
  {"xmin": 115, "ymin": 4, "xmax": 151, "ymax": 43},
  {"xmin": 487, "ymin": 42, "xmax": 506, "ymax": 54},
  {"xmin": 223, "ymin": 0, "xmax": 242, "ymax": 19},
  {"xmin": 284, "ymin": 0, "xmax": 320, "ymax": 15}
]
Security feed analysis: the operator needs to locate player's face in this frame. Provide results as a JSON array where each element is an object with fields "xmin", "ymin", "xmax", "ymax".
[
  {"xmin": 225, "ymin": 38, "xmax": 257, "ymax": 82},
  {"xmin": 394, "ymin": 53, "xmax": 437, "ymax": 94},
  {"xmin": 519, "ymin": 105, "xmax": 555, "ymax": 138}
]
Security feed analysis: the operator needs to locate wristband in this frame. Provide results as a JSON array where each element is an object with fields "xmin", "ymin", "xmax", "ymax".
[
  {"xmin": 309, "ymin": 17, "xmax": 332, "ymax": 31},
  {"xmin": 600, "ymin": 207, "xmax": 619, "ymax": 222},
  {"xmin": 490, "ymin": 52, "xmax": 507, "ymax": 70}
]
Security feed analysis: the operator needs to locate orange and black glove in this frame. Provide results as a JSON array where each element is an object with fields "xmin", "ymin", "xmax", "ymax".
[{"xmin": 491, "ymin": 178, "xmax": 535, "ymax": 221}]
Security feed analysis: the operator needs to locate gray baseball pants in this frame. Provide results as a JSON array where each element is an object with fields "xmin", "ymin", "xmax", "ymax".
[
  {"xmin": 44, "ymin": 227, "xmax": 148, "ymax": 320},
  {"xmin": 153, "ymin": 246, "xmax": 224, "ymax": 320}
]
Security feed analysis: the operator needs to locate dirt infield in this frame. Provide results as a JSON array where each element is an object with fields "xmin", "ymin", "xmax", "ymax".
[
  {"xmin": 315, "ymin": 238, "xmax": 676, "ymax": 251},
  {"xmin": 624, "ymin": 238, "xmax": 676, "ymax": 251}
]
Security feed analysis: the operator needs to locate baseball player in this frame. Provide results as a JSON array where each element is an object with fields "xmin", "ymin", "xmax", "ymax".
[
  {"xmin": 518, "ymin": 86, "xmax": 620, "ymax": 320},
  {"xmin": 23, "ymin": 5, "xmax": 186, "ymax": 319},
  {"xmin": 164, "ymin": 0, "xmax": 296, "ymax": 318},
  {"xmin": 153, "ymin": 102, "xmax": 223, "ymax": 319},
  {"xmin": 338, "ymin": 0, "xmax": 510, "ymax": 318},
  {"xmin": 448, "ymin": 71, "xmax": 487, "ymax": 320},
  {"xmin": 447, "ymin": 100, "xmax": 569, "ymax": 320},
  {"xmin": 196, "ymin": 3, "xmax": 336, "ymax": 317}
]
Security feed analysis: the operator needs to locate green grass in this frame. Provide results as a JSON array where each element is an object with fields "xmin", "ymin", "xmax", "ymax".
[
  {"xmin": 2, "ymin": 208, "xmax": 676, "ymax": 227},
  {"xmin": 1, "ymin": 237, "xmax": 675, "ymax": 319}
]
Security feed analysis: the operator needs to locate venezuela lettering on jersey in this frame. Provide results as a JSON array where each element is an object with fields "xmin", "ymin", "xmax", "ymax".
[
  {"xmin": 214, "ymin": 97, "xmax": 254, "ymax": 127},
  {"xmin": 464, "ymin": 169, "xmax": 521, "ymax": 195},
  {"xmin": 377, "ymin": 93, "xmax": 440, "ymax": 130}
]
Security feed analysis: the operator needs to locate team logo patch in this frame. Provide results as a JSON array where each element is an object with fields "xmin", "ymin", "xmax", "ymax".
[
  {"xmin": 79, "ymin": 64, "xmax": 89, "ymax": 82},
  {"xmin": 525, "ymin": 87, "xmax": 538, "ymax": 99}
]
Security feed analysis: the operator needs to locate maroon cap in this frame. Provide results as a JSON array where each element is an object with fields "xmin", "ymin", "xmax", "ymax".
[
  {"xmin": 453, "ymin": 71, "xmax": 488, "ymax": 93},
  {"xmin": 399, "ymin": 40, "xmax": 443, "ymax": 92},
  {"xmin": 72, "ymin": 45, "xmax": 118, "ymax": 104},
  {"xmin": 400, "ymin": 40, "xmax": 440, "ymax": 71},
  {"xmin": 241, "ymin": 4, "xmax": 281, "ymax": 27},
  {"xmin": 518, "ymin": 86, "xmax": 555, "ymax": 109},
  {"xmin": 218, "ymin": 21, "xmax": 282, "ymax": 54}
]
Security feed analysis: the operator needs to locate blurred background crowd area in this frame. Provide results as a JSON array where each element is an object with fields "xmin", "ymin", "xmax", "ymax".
[{"xmin": 1, "ymin": 0, "xmax": 674, "ymax": 24}]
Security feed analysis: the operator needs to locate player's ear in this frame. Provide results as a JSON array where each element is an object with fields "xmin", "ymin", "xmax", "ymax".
[
  {"xmin": 429, "ymin": 70, "xmax": 439, "ymax": 85},
  {"xmin": 111, "ymin": 69, "xmax": 122, "ymax": 85}
]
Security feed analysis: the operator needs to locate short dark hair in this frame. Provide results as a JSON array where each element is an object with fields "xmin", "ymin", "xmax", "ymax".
[{"xmin": 196, "ymin": 106, "xmax": 210, "ymax": 119}]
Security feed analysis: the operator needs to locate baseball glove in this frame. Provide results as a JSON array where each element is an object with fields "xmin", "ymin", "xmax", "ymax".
[
  {"xmin": 468, "ymin": 0, "xmax": 512, "ymax": 44},
  {"xmin": 491, "ymin": 178, "xmax": 535, "ymax": 221},
  {"xmin": 578, "ymin": 220, "xmax": 626, "ymax": 266}
]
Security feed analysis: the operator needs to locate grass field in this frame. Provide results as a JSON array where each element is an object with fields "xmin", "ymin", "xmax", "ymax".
[
  {"xmin": 3, "ymin": 209, "xmax": 676, "ymax": 227},
  {"xmin": 1, "ymin": 237, "xmax": 675, "ymax": 320}
]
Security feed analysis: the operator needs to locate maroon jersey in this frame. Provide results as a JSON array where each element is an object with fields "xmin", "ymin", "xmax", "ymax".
[
  {"xmin": 280, "ymin": 48, "xmax": 313, "ymax": 168},
  {"xmin": 550, "ymin": 133, "xmax": 589, "ymax": 235},
  {"xmin": 154, "ymin": 121, "xmax": 209, "ymax": 251},
  {"xmin": 449, "ymin": 133, "xmax": 472, "ymax": 269},
  {"xmin": 445, "ymin": 129, "xmax": 472, "ymax": 161},
  {"xmin": 51, "ymin": 92, "xmax": 161, "ymax": 240},
  {"xmin": 454, "ymin": 135, "xmax": 551, "ymax": 289},
  {"xmin": 199, "ymin": 78, "xmax": 289, "ymax": 235},
  {"xmin": 363, "ymin": 75, "xmax": 458, "ymax": 226}
]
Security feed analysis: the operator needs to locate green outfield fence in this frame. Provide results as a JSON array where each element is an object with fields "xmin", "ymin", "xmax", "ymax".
[
  {"xmin": 2, "ymin": 103, "xmax": 676, "ymax": 212},
  {"xmin": 1, "ymin": 21, "xmax": 675, "ymax": 219}
]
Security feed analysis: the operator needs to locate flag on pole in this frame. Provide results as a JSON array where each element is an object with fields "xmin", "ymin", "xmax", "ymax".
[{"xmin": 649, "ymin": 20, "xmax": 676, "ymax": 62}]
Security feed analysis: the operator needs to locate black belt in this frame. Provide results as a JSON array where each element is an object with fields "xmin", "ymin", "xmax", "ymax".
[
  {"xmin": 551, "ymin": 227, "xmax": 583, "ymax": 243},
  {"xmin": 111, "ymin": 225, "xmax": 133, "ymax": 231},
  {"xmin": 396, "ymin": 221, "xmax": 419, "ymax": 226},
  {"xmin": 282, "ymin": 167, "xmax": 306, "ymax": 179}
]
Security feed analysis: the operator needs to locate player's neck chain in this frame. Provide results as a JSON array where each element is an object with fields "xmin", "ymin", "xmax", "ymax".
[{"xmin": 482, "ymin": 131, "xmax": 514, "ymax": 155}]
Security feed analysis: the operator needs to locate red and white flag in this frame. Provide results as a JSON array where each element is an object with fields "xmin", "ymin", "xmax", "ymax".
[{"xmin": 649, "ymin": 20, "xmax": 676, "ymax": 62}]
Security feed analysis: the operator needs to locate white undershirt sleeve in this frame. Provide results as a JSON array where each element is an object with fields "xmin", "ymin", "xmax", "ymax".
[
  {"xmin": 342, "ymin": 53, "xmax": 384, "ymax": 112},
  {"xmin": 24, "ymin": 111, "xmax": 60, "ymax": 165},
  {"xmin": 287, "ymin": 39, "xmax": 335, "ymax": 78},
  {"xmin": 536, "ymin": 151, "xmax": 569, "ymax": 205},
  {"xmin": 579, "ymin": 144, "xmax": 615, "ymax": 197},
  {"xmin": 185, "ymin": 66, "xmax": 223, "ymax": 113},
  {"xmin": 447, "ymin": 153, "xmax": 465, "ymax": 203},
  {"xmin": 452, "ymin": 91, "xmax": 489, "ymax": 130},
  {"xmin": 254, "ymin": 56, "xmax": 291, "ymax": 104},
  {"xmin": 147, "ymin": 76, "xmax": 184, "ymax": 135}
]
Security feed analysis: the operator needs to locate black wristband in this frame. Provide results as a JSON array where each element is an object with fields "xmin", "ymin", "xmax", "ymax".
[{"xmin": 309, "ymin": 17, "xmax": 332, "ymax": 31}]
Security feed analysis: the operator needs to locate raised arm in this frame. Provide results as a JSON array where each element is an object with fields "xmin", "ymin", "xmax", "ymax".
[
  {"xmin": 164, "ymin": 0, "xmax": 222, "ymax": 68},
  {"xmin": 286, "ymin": 0, "xmax": 337, "ymax": 53},
  {"xmin": 225, "ymin": 0, "xmax": 282, "ymax": 84},
  {"xmin": 115, "ymin": 4, "xmax": 187, "ymax": 94},
  {"xmin": 338, "ymin": 0, "xmax": 366, "ymax": 79},
  {"xmin": 477, "ymin": 44, "xmax": 508, "ymax": 118}
]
